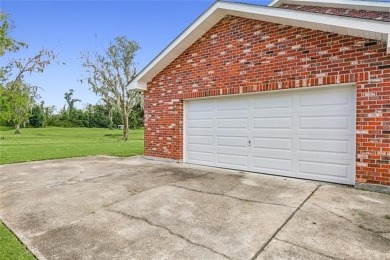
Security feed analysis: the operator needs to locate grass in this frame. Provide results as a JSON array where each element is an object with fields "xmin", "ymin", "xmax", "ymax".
[
  {"xmin": 0, "ymin": 127, "xmax": 144, "ymax": 164},
  {"xmin": 0, "ymin": 127, "xmax": 144, "ymax": 258},
  {"xmin": 0, "ymin": 221, "xmax": 35, "ymax": 260}
]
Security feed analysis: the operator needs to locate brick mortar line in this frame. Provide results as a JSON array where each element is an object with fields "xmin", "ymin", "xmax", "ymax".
[{"xmin": 250, "ymin": 185, "xmax": 321, "ymax": 260}]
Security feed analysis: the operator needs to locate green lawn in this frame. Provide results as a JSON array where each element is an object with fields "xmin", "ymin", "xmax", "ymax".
[
  {"xmin": 0, "ymin": 127, "xmax": 144, "ymax": 164},
  {"xmin": 0, "ymin": 221, "xmax": 35, "ymax": 260}
]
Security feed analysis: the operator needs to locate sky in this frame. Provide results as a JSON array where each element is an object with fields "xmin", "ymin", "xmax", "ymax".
[{"xmin": 1, "ymin": 0, "xmax": 271, "ymax": 110}]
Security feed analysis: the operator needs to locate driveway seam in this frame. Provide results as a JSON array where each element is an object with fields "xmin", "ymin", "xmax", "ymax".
[
  {"xmin": 312, "ymin": 203, "xmax": 390, "ymax": 241},
  {"xmin": 250, "ymin": 185, "xmax": 321, "ymax": 260},
  {"xmin": 274, "ymin": 238, "xmax": 340, "ymax": 260},
  {"xmin": 170, "ymin": 184, "xmax": 296, "ymax": 208},
  {"xmin": 108, "ymin": 209, "xmax": 232, "ymax": 259}
]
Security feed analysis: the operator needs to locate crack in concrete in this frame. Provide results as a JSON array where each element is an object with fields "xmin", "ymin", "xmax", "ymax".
[
  {"xmin": 25, "ymin": 173, "xmax": 212, "ymax": 240},
  {"xmin": 250, "ymin": 185, "xmax": 321, "ymax": 260},
  {"xmin": 170, "ymin": 184, "xmax": 296, "ymax": 208},
  {"xmin": 109, "ymin": 209, "xmax": 231, "ymax": 259},
  {"xmin": 312, "ymin": 203, "xmax": 390, "ymax": 242},
  {"xmin": 274, "ymin": 238, "xmax": 340, "ymax": 260}
]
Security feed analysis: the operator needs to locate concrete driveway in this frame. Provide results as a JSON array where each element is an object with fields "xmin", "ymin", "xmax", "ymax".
[{"xmin": 0, "ymin": 156, "xmax": 389, "ymax": 260}]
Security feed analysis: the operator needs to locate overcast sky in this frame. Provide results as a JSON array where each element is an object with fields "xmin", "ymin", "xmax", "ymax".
[{"xmin": 1, "ymin": 0, "xmax": 271, "ymax": 110}]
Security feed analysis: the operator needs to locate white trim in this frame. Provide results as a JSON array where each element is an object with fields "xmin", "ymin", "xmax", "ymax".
[
  {"xmin": 130, "ymin": 1, "xmax": 390, "ymax": 91},
  {"xmin": 388, "ymin": 34, "xmax": 390, "ymax": 54},
  {"xmin": 269, "ymin": 0, "xmax": 390, "ymax": 12},
  {"xmin": 129, "ymin": 81, "xmax": 147, "ymax": 91},
  {"xmin": 183, "ymin": 100, "xmax": 187, "ymax": 163}
]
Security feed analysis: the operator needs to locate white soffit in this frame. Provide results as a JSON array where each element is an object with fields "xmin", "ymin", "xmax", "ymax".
[
  {"xmin": 130, "ymin": 1, "xmax": 390, "ymax": 91},
  {"xmin": 269, "ymin": 0, "xmax": 390, "ymax": 12}
]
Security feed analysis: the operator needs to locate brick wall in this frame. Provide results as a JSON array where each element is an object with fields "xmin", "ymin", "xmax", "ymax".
[
  {"xmin": 144, "ymin": 15, "xmax": 390, "ymax": 186},
  {"xmin": 279, "ymin": 4, "xmax": 390, "ymax": 22}
]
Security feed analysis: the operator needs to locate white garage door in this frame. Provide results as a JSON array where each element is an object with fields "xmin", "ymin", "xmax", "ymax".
[{"xmin": 184, "ymin": 85, "xmax": 356, "ymax": 184}]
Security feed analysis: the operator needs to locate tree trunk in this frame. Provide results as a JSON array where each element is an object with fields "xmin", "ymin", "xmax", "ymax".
[
  {"xmin": 108, "ymin": 108, "xmax": 113, "ymax": 130},
  {"xmin": 122, "ymin": 111, "xmax": 129, "ymax": 141},
  {"xmin": 14, "ymin": 123, "xmax": 21, "ymax": 134}
]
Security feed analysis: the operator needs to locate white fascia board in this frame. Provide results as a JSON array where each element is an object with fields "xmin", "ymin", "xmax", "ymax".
[
  {"xmin": 269, "ymin": 0, "xmax": 390, "ymax": 12},
  {"xmin": 130, "ymin": 1, "xmax": 390, "ymax": 91},
  {"xmin": 129, "ymin": 81, "xmax": 147, "ymax": 91},
  {"xmin": 388, "ymin": 34, "xmax": 390, "ymax": 54}
]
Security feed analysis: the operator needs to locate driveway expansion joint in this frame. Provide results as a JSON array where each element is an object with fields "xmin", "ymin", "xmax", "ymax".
[
  {"xmin": 274, "ymin": 238, "xmax": 340, "ymax": 260},
  {"xmin": 250, "ymin": 185, "xmax": 321, "ymax": 260},
  {"xmin": 169, "ymin": 184, "xmax": 295, "ymax": 208},
  {"xmin": 108, "ymin": 209, "xmax": 231, "ymax": 259}
]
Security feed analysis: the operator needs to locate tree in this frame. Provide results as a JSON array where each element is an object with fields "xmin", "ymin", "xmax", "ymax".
[
  {"xmin": 64, "ymin": 89, "xmax": 81, "ymax": 112},
  {"xmin": 29, "ymin": 104, "xmax": 45, "ymax": 127},
  {"xmin": 0, "ymin": 12, "xmax": 55, "ymax": 133},
  {"xmin": 0, "ymin": 12, "xmax": 26, "ymax": 60},
  {"xmin": 2, "ymin": 80, "xmax": 37, "ymax": 133},
  {"xmin": 81, "ymin": 36, "xmax": 141, "ymax": 140},
  {"xmin": 129, "ymin": 102, "xmax": 144, "ymax": 129}
]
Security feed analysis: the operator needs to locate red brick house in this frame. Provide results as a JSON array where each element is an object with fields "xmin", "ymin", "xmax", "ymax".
[{"xmin": 130, "ymin": 0, "xmax": 390, "ymax": 192}]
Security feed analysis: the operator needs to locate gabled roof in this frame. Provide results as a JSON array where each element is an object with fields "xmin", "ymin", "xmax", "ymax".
[
  {"xmin": 130, "ymin": 1, "xmax": 390, "ymax": 91},
  {"xmin": 269, "ymin": 0, "xmax": 390, "ymax": 12}
]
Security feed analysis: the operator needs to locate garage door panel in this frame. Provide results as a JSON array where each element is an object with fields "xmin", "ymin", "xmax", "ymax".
[
  {"xmin": 216, "ymin": 98, "xmax": 248, "ymax": 111},
  {"xmin": 252, "ymin": 157, "xmax": 293, "ymax": 173},
  {"xmin": 188, "ymin": 135, "xmax": 213, "ymax": 146},
  {"xmin": 252, "ymin": 94, "xmax": 293, "ymax": 110},
  {"xmin": 185, "ymin": 86, "xmax": 356, "ymax": 185},
  {"xmin": 299, "ymin": 115, "xmax": 350, "ymax": 130},
  {"xmin": 217, "ymin": 136, "xmax": 247, "ymax": 148},
  {"xmin": 298, "ymin": 138, "xmax": 350, "ymax": 155},
  {"xmin": 186, "ymin": 144, "xmax": 213, "ymax": 153},
  {"xmin": 187, "ymin": 151, "xmax": 213, "ymax": 164},
  {"xmin": 186, "ymin": 112, "xmax": 213, "ymax": 120},
  {"xmin": 252, "ymin": 137, "xmax": 292, "ymax": 151},
  {"xmin": 216, "ymin": 153, "xmax": 248, "ymax": 167},
  {"xmin": 298, "ymin": 160, "xmax": 350, "ymax": 179},
  {"xmin": 187, "ymin": 119, "xmax": 213, "ymax": 129},
  {"xmin": 253, "ymin": 117, "xmax": 293, "ymax": 129},
  {"xmin": 188, "ymin": 101, "xmax": 213, "ymax": 112},
  {"xmin": 298, "ymin": 87, "xmax": 351, "ymax": 109},
  {"xmin": 217, "ymin": 118, "xmax": 248, "ymax": 129}
]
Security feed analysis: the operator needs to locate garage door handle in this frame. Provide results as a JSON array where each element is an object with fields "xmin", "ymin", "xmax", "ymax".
[{"xmin": 248, "ymin": 140, "xmax": 252, "ymax": 147}]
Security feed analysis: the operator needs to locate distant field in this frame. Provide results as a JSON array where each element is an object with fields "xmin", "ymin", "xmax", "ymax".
[{"xmin": 0, "ymin": 127, "xmax": 144, "ymax": 164}]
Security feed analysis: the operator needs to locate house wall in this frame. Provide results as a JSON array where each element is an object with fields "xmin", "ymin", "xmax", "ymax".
[
  {"xmin": 144, "ymin": 15, "xmax": 390, "ymax": 186},
  {"xmin": 279, "ymin": 4, "xmax": 390, "ymax": 22}
]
